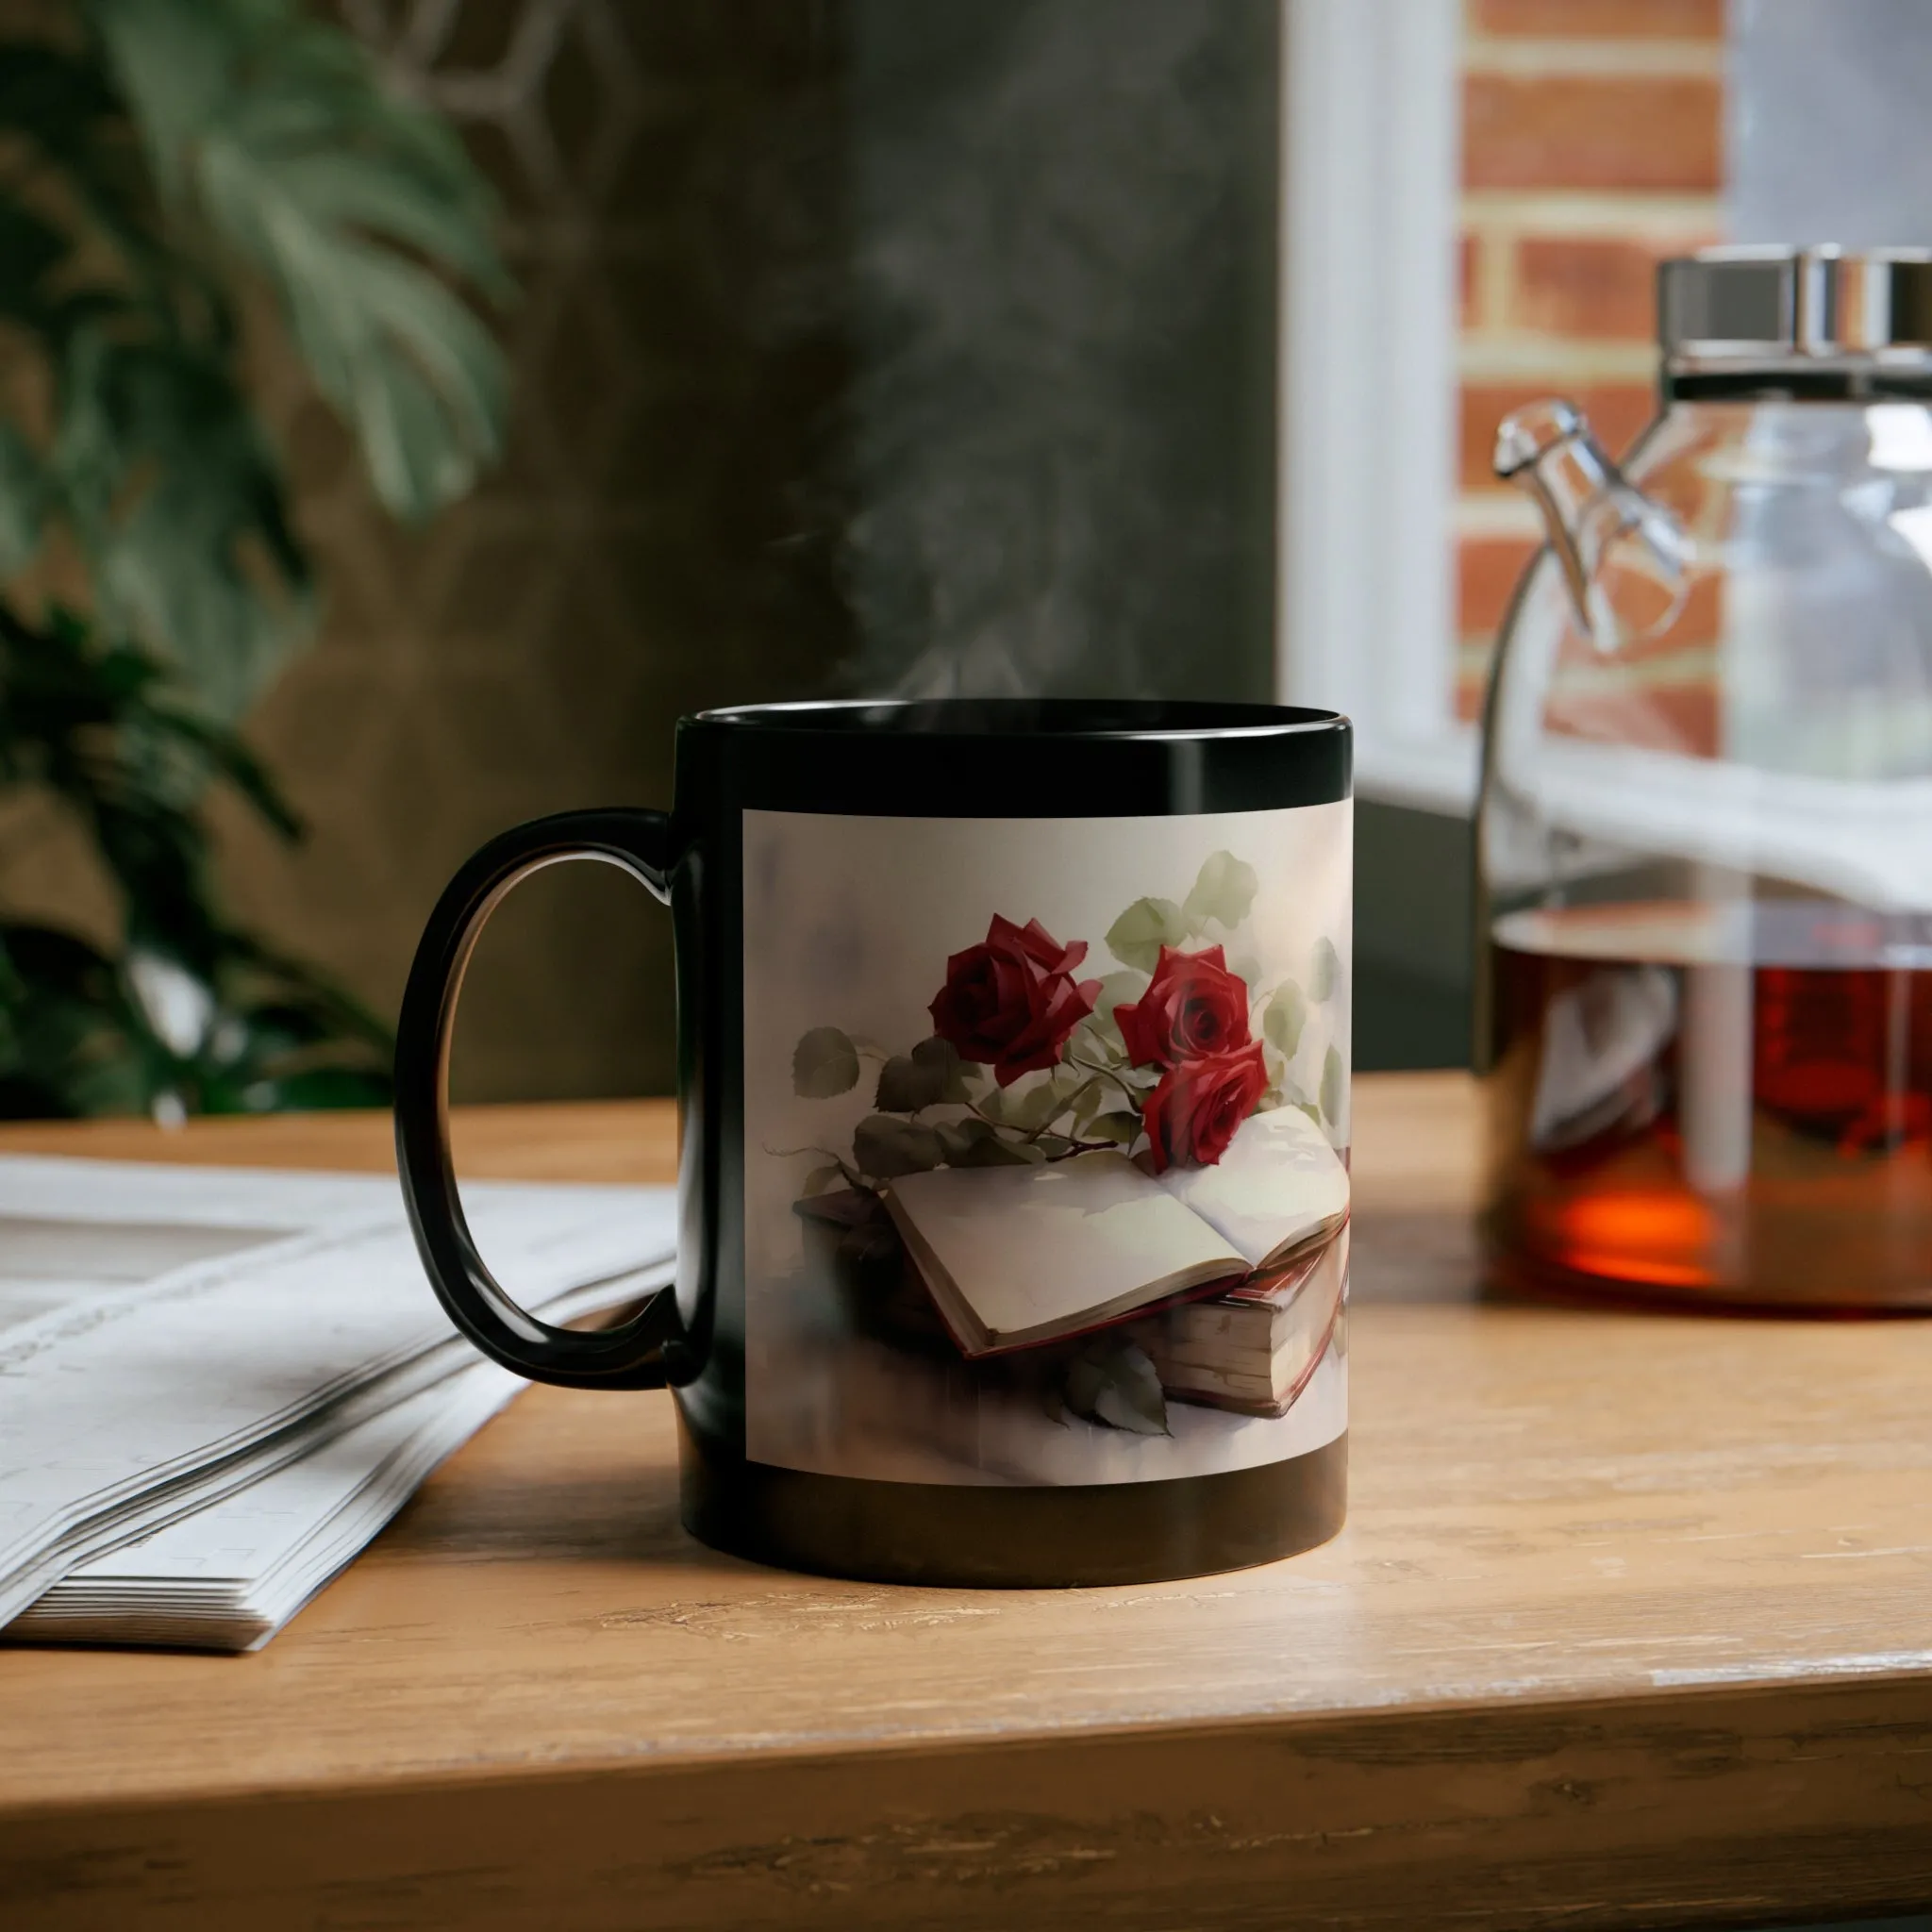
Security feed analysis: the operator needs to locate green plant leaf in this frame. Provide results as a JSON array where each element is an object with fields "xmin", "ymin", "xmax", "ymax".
[
  {"xmin": 1064, "ymin": 1338, "xmax": 1170, "ymax": 1436},
  {"xmin": 92, "ymin": 0, "xmax": 510, "ymax": 526},
  {"xmin": 40, "ymin": 326, "xmax": 315, "ymax": 717},
  {"xmin": 1309, "ymin": 938, "xmax": 1341, "ymax": 1003},
  {"xmin": 0, "ymin": 421, "xmax": 44, "ymax": 574},
  {"xmin": 144, "ymin": 700, "xmax": 302, "ymax": 840},
  {"xmin": 1091, "ymin": 968, "xmax": 1149, "ymax": 1017},
  {"xmin": 1105, "ymin": 897, "xmax": 1187, "ymax": 972},
  {"xmin": 0, "ymin": 47, "xmax": 150, "ymax": 298},
  {"xmin": 792, "ymin": 1026, "xmax": 860, "ymax": 1098},
  {"xmin": 935, "ymin": 1118, "xmax": 986, "ymax": 1161},
  {"xmin": 910, "ymin": 1033, "xmax": 977, "ymax": 1100},
  {"xmin": 991, "ymin": 1071, "xmax": 1078, "ymax": 1133},
  {"xmin": 0, "ymin": 921, "xmax": 143, "ymax": 1119},
  {"xmin": 874, "ymin": 1052, "xmax": 942, "ymax": 1112},
  {"xmin": 852, "ymin": 1113, "xmax": 944, "ymax": 1179},
  {"xmin": 0, "ymin": 599, "xmax": 393, "ymax": 1121},
  {"xmin": 881, "ymin": 1037, "xmax": 976, "ymax": 1109},
  {"xmin": 936, "ymin": 1117, "xmax": 1032, "ymax": 1167},
  {"xmin": 1084, "ymin": 1109, "xmax": 1141, "ymax": 1145},
  {"xmin": 1066, "ymin": 1077, "xmax": 1108, "ymax": 1132},
  {"xmin": 0, "ymin": 4, "xmax": 509, "ymax": 718},
  {"xmin": 1320, "ymin": 1045, "xmax": 1345, "ymax": 1127},
  {"xmin": 229, "ymin": 1064, "xmax": 390, "ymax": 1112},
  {"xmin": 1078, "ymin": 1028, "xmax": 1124, "ymax": 1070},
  {"xmin": 0, "ymin": 4, "xmax": 503, "ymax": 1116},
  {"xmin": 1182, "ymin": 850, "xmax": 1257, "ymax": 934},
  {"xmin": 1263, "ymin": 982, "xmax": 1307, "ymax": 1058}
]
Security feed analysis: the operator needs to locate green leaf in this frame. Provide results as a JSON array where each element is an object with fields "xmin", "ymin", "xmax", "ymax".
[
  {"xmin": 0, "ymin": 49, "xmax": 150, "ymax": 300},
  {"xmin": 145, "ymin": 701, "xmax": 302, "ymax": 840},
  {"xmin": 937, "ymin": 1118, "xmax": 1032, "ymax": 1167},
  {"xmin": 92, "ymin": 0, "xmax": 510, "ymax": 526},
  {"xmin": 1105, "ymin": 898, "xmax": 1187, "ymax": 972},
  {"xmin": 1085, "ymin": 1109, "xmax": 1141, "ymax": 1145},
  {"xmin": 0, "ymin": 4, "xmax": 508, "ymax": 1117},
  {"xmin": 910, "ymin": 1033, "xmax": 977, "ymax": 1101},
  {"xmin": 1320, "ymin": 1045, "xmax": 1346, "ymax": 1127},
  {"xmin": 0, "ymin": 422, "xmax": 44, "ymax": 574},
  {"xmin": 990, "ymin": 1072, "xmax": 1077, "ymax": 1133},
  {"xmin": 1182, "ymin": 851, "xmax": 1257, "ymax": 935},
  {"xmin": 1064, "ymin": 1339, "xmax": 1170, "ymax": 1436},
  {"xmin": 1309, "ymin": 938, "xmax": 1342, "ymax": 1004},
  {"xmin": 1091, "ymin": 969, "xmax": 1149, "ymax": 1018},
  {"xmin": 852, "ymin": 1113, "xmax": 944, "ymax": 1178},
  {"xmin": 1067, "ymin": 1077, "xmax": 1108, "ymax": 1132},
  {"xmin": 1263, "ymin": 982, "xmax": 1307, "ymax": 1059},
  {"xmin": 1071, "ymin": 1015, "xmax": 1126, "ymax": 1072},
  {"xmin": 792, "ymin": 1026, "xmax": 859, "ymax": 1098},
  {"xmin": 56, "ymin": 329, "xmax": 315, "ymax": 717},
  {"xmin": 232, "ymin": 1064, "xmax": 390, "ymax": 1112},
  {"xmin": 935, "ymin": 1118, "xmax": 987, "ymax": 1160},
  {"xmin": 874, "ymin": 1053, "xmax": 942, "ymax": 1112}
]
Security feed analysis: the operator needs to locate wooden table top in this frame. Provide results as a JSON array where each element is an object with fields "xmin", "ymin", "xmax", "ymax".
[{"xmin": 4, "ymin": 1073, "xmax": 1930, "ymax": 1931}]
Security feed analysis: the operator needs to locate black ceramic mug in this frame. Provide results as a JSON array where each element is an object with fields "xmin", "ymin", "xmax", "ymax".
[{"xmin": 394, "ymin": 699, "xmax": 1354, "ymax": 1586}]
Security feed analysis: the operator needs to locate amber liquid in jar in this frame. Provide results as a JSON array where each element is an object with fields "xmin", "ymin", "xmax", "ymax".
[{"xmin": 1485, "ymin": 900, "xmax": 1932, "ymax": 1309}]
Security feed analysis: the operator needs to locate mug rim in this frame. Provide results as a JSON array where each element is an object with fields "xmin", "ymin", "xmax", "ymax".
[{"xmin": 690, "ymin": 698, "xmax": 1348, "ymax": 742}]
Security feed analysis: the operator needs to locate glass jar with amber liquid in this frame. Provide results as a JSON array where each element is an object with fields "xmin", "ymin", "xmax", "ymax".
[{"xmin": 1479, "ymin": 248, "xmax": 1932, "ymax": 1310}]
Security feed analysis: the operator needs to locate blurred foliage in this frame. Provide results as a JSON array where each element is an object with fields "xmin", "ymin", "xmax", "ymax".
[
  {"xmin": 0, "ymin": 602, "xmax": 394, "ymax": 1116},
  {"xmin": 0, "ymin": 0, "xmax": 508, "ymax": 1118}
]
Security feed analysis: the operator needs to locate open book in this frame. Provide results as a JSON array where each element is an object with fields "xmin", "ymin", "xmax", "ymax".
[
  {"xmin": 880, "ymin": 1106, "xmax": 1349, "ymax": 1357},
  {"xmin": 1136, "ymin": 1222, "xmax": 1348, "ymax": 1418}
]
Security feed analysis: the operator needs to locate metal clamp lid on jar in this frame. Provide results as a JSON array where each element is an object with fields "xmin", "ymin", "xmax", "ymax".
[{"xmin": 1659, "ymin": 246, "xmax": 1932, "ymax": 395}]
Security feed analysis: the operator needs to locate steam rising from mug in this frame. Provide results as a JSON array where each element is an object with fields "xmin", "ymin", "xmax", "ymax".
[{"xmin": 840, "ymin": 0, "xmax": 1272, "ymax": 701}]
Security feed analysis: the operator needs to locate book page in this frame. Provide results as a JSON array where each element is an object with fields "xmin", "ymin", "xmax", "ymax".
[
  {"xmin": 886, "ymin": 1153, "xmax": 1246, "ymax": 1350},
  {"xmin": 1156, "ymin": 1106, "xmax": 1350, "ymax": 1269}
]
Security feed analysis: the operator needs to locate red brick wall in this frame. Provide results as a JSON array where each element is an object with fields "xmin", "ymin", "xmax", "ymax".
[{"xmin": 1454, "ymin": 0, "xmax": 1724, "ymax": 721}]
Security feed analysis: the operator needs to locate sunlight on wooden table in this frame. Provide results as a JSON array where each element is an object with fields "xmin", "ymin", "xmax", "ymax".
[{"xmin": 1, "ymin": 1073, "xmax": 1928, "ymax": 1932}]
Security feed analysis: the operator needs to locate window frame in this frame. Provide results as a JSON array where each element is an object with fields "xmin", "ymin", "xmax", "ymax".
[{"xmin": 1275, "ymin": 0, "xmax": 1477, "ymax": 815}]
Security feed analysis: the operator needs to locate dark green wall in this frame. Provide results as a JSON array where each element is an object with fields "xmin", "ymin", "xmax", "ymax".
[
  {"xmin": 840, "ymin": 0, "xmax": 1280, "ymax": 703},
  {"xmin": 1356, "ymin": 801, "xmax": 1473, "ymax": 1072}
]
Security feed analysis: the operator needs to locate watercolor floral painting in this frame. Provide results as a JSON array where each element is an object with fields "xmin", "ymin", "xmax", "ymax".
[{"xmin": 782, "ymin": 850, "xmax": 1348, "ymax": 1436}]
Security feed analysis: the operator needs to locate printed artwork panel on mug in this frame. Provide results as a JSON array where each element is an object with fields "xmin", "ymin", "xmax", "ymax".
[{"xmin": 742, "ymin": 805, "xmax": 1352, "ymax": 1486}]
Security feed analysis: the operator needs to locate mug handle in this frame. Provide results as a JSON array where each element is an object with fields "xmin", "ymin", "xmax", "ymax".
[{"xmin": 394, "ymin": 808, "xmax": 684, "ymax": 1390}]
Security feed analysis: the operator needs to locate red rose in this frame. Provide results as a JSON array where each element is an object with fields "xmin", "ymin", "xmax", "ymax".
[
  {"xmin": 1116, "ymin": 944, "xmax": 1252, "ymax": 1069},
  {"xmin": 1142, "ymin": 1041, "xmax": 1269, "ymax": 1173},
  {"xmin": 928, "ymin": 915, "xmax": 1102, "ymax": 1087}
]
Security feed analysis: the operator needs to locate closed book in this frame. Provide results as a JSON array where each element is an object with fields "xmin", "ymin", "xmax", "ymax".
[{"xmin": 1134, "ymin": 1222, "xmax": 1349, "ymax": 1417}]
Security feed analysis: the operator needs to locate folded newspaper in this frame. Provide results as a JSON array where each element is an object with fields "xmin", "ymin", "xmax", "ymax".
[{"xmin": 0, "ymin": 1155, "xmax": 675, "ymax": 1653}]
